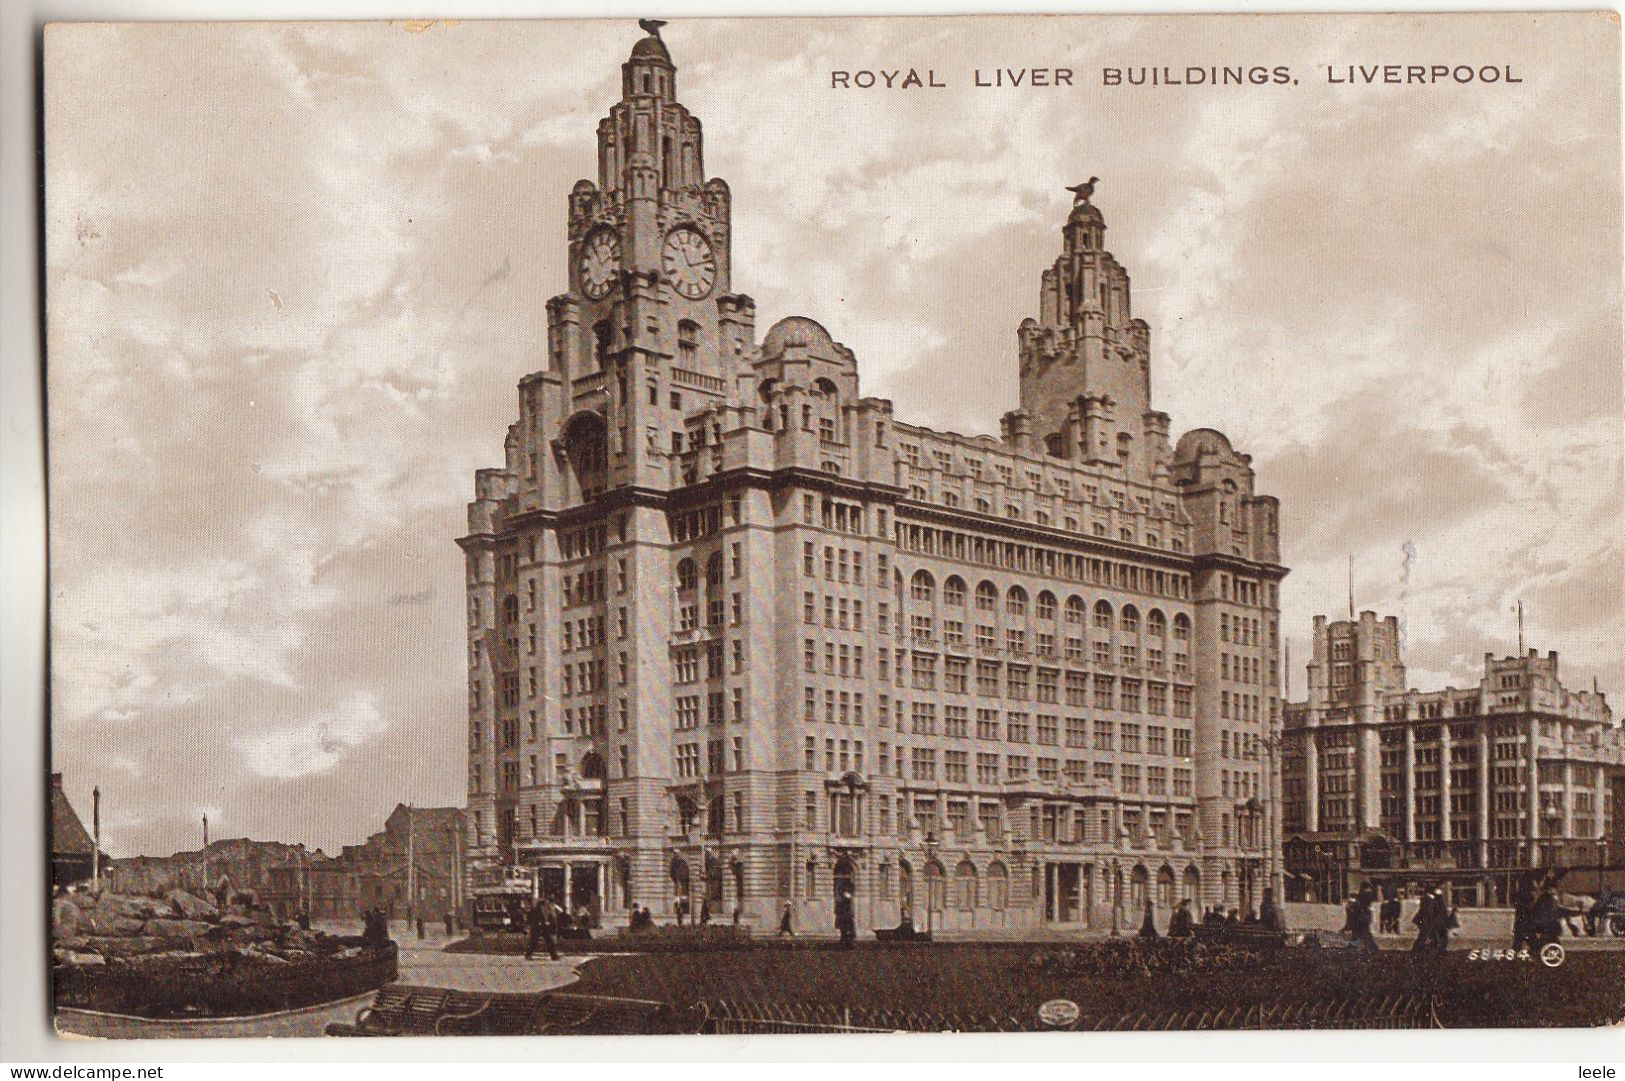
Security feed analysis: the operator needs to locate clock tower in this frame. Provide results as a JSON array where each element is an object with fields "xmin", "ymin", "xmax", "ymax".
[{"xmin": 542, "ymin": 25, "xmax": 754, "ymax": 492}]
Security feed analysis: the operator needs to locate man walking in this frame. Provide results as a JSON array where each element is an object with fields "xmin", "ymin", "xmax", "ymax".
[
  {"xmin": 1349, "ymin": 893, "xmax": 1378, "ymax": 951},
  {"xmin": 835, "ymin": 888, "xmax": 856, "ymax": 948},
  {"xmin": 778, "ymin": 898, "xmax": 796, "ymax": 937},
  {"xmin": 525, "ymin": 896, "xmax": 560, "ymax": 961}
]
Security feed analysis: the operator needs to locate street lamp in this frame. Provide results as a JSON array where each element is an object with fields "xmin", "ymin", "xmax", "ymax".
[{"xmin": 922, "ymin": 831, "xmax": 939, "ymax": 940}]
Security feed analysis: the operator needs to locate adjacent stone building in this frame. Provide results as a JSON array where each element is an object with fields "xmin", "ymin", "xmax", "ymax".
[
  {"xmin": 460, "ymin": 26, "xmax": 1287, "ymax": 932},
  {"xmin": 1281, "ymin": 611, "xmax": 1623, "ymax": 905}
]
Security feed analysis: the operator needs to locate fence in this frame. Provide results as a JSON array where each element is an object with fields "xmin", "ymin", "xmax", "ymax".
[{"xmin": 698, "ymin": 992, "xmax": 1440, "ymax": 1034}]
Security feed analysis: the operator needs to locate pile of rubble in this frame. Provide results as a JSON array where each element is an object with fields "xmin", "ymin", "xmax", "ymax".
[{"xmin": 52, "ymin": 888, "xmax": 365, "ymax": 970}]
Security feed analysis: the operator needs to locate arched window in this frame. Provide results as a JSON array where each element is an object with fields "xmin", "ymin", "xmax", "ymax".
[
  {"xmin": 814, "ymin": 376, "xmax": 839, "ymax": 397},
  {"xmin": 1173, "ymin": 614, "xmax": 1192, "ymax": 642},
  {"xmin": 1036, "ymin": 591, "xmax": 1057, "ymax": 621},
  {"xmin": 706, "ymin": 552, "xmax": 724, "ymax": 588},
  {"xmin": 1121, "ymin": 605, "xmax": 1140, "ymax": 635},
  {"xmin": 1093, "ymin": 600, "xmax": 1114, "ymax": 631},
  {"xmin": 955, "ymin": 860, "xmax": 979, "ymax": 911},
  {"xmin": 986, "ymin": 861, "xmax": 1009, "ymax": 910},
  {"xmin": 502, "ymin": 595, "xmax": 519, "ymax": 624},
  {"xmin": 924, "ymin": 860, "xmax": 946, "ymax": 914},
  {"xmin": 677, "ymin": 320, "xmax": 700, "ymax": 367},
  {"xmin": 974, "ymin": 581, "xmax": 997, "ymax": 613},
  {"xmin": 1147, "ymin": 610, "xmax": 1167, "ymax": 638},
  {"xmin": 910, "ymin": 570, "xmax": 935, "ymax": 603},
  {"xmin": 676, "ymin": 558, "xmax": 698, "ymax": 592},
  {"xmin": 1130, "ymin": 865, "xmax": 1150, "ymax": 908},
  {"xmin": 1182, "ymin": 866, "xmax": 1201, "ymax": 904},
  {"xmin": 562, "ymin": 412, "xmax": 609, "ymax": 496},
  {"xmin": 580, "ymin": 751, "xmax": 604, "ymax": 780},
  {"xmin": 943, "ymin": 576, "xmax": 966, "ymax": 606},
  {"xmin": 1157, "ymin": 866, "xmax": 1176, "ymax": 908},
  {"xmin": 1006, "ymin": 586, "xmax": 1027, "ymax": 618},
  {"xmin": 1065, "ymin": 596, "xmax": 1087, "ymax": 625}
]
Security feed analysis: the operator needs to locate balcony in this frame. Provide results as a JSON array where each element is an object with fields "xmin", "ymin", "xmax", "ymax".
[{"xmin": 672, "ymin": 367, "xmax": 726, "ymax": 394}]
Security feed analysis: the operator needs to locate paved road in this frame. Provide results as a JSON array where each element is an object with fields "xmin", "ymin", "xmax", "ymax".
[{"xmin": 53, "ymin": 928, "xmax": 588, "ymax": 1040}]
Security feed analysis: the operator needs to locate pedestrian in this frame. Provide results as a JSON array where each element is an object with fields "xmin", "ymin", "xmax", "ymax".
[
  {"xmin": 1168, "ymin": 898, "xmax": 1194, "ymax": 938},
  {"xmin": 835, "ymin": 888, "xmax": 856, "ymax": 948},
  {"xmin": 1380, "ymin": 894, "xmax": 1400, "ymax": 935},
  {"xmin": 732, "ymin": 904, "xmax": 742, "ymax": 927},
  {"xmin": 778, "ymin": 898, "xmax": 795, "ymax": 937},
  {"xmin": 1225, "ymin": 908, "xmax": 1240, "ymax": 928},
  {"xmin": 297, "ymin": 908, "xmax": 311, "ymax": 931},
  {"xmin": 699, "ymin": 897, "xmax": 711, "ymax": 926},
  {"xmin": 1349, "ymin": 894, "xmax": 1378, "ymax": 951},
  {"xmin": 525, "ymin": 897, "xmax": 558, "ymax": 961},
  {"xmin": 1531, "ymin": 886, "xmax": 1563, "ymax": 949},
  {"xmin": 1410, "ymin": 890, "xmax": 1434, "ymax": 954},
  {"xmin": 1512, "ymin": 884, "xmax": 1534, "ymax": 953},
  {"xmin": 675, "ymin": 894, "xmax": 688, "ymax": 927},
  {"xmin": 444, "ymin": 911, "xmax": 454, "ymax": 937},
  {"xmin": 1259, "ymin": 888, "xmax": 1283, "ymax": 933},
  {"xmin": 641, "ymin": 904, "xmax": 653, "ymax": 930},
  {"xmin": 1137, "ymin": 897, "xmax": 1160, "ymax": 939}
]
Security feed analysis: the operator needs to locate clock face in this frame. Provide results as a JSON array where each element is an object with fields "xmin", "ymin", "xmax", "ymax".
[
  {"xmin": 662, "ymin": 227, "xmax": 717, "ymax": 300},
  {"xmin": 578, "ymin": 229, "xmax": 620, "ymax": 300}
]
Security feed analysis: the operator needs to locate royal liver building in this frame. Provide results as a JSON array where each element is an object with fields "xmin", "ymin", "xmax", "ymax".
[{"xmin": 460, "ymin": 25, "xmax": 1288, "ymax": 932}]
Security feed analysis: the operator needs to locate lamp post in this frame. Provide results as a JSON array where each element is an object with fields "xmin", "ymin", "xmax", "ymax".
[{"xmin": 922, "ymin": 831, "xmax": 938, "ymax": 940}]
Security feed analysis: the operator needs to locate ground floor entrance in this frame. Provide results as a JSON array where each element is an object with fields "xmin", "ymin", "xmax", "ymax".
[
  {"xmin": 1043, "ymin": 861, "xmax": 1090, "ymax": 925},
  {"xmin": 522, "ymin": 855, "xmax": 608, "ymax": 928}
]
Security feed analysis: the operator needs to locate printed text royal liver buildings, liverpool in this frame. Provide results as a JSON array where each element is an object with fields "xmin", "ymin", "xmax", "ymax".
[{"xmin": 459, "ymin": 28, "xmax": 1286, "ymax": 932}]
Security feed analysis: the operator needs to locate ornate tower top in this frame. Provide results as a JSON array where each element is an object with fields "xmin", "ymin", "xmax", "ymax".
[
  {"xmin": 1014, "ymin": 182, "xmax": 1158, "ymax": 480},
  {"xmin": 624, "ymin": 21, "xmax": 676, "ymax": 101}
]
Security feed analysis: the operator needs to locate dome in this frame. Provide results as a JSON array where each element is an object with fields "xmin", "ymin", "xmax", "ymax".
[
  {"xmin": 761, "ymin": 316, "xmax": 836, "ymax": 357},
  {"xmin": 630, "ymin": 35, "xmax": 672, "ymax": 63},
  {"xmin": 1068, "ymin": 200, "xmax": 1105, "ymax": 226}
]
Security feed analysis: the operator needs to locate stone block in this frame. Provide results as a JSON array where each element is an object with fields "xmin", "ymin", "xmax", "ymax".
[
  {"xmin": 145, "ymin": 918, "xmax": 212, "ymax": 940},
  {"xmin": 165, "ymin": 889, "xmax": 218, "ymax": 920}
]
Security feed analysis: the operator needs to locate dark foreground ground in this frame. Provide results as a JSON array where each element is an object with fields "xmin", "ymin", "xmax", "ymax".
[{"xmin": 560, "ymin": 939, "xmax": 1625, "ymax": 1029}]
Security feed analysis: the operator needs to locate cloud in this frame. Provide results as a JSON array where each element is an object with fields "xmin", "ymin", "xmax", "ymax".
[{"xmin": 234, "ymin": 691, "xmax": 389, "ymax": 779}]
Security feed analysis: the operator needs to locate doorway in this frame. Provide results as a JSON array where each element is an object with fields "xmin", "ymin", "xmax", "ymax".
[
  {"xmin": 833, "ymin": 856, "xmax": 856, "ymax": 901},
  {"xmin": 570, "ymin": 864, "xmax": 601, "ymax": 926}
]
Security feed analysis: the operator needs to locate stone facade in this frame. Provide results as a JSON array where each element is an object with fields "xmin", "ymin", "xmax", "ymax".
[
  {"xmin": 460, "ymin": 28, "xmax": 1287, "ymax": 933},
  {"xmin": 1281, "ymin": 611, "xmax": 1623, "ymax": 905}
]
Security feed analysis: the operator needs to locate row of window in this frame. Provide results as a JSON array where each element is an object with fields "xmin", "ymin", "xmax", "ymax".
[
  {"xmin": 895, "ymin": 524, "xmax": 1194, "ymax": 601},
  {"xmin": 904, "ymin": 571, "xmax": 1194, "ymax": 630}
]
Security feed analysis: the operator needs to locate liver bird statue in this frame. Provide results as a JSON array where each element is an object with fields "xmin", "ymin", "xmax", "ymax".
[
  {"xmin": 1066, "ymin": 177, "xmax": 1100, "ymax": 203},
  {"xmin": 639, "ymin": 18, "xmax": 668, "ymax": 39}
]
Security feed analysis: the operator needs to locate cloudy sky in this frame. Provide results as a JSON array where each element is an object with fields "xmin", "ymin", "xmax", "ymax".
[{"xmin": 46, "ymin": 14, "xmax": 1620, "ymax": 857}]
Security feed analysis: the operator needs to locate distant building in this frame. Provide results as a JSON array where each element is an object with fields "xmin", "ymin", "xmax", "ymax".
[
  {"xmin": 262, "ymin": 854, "xmax": 358, "ymax": 921},
  {"xmin": 337, "ymin": 805, "xmax": 466, "ymax": 923},
  {"xmin": 110, "ymin": 838, "xmax": 308, "ymax": 901},
  {"xmin": 50, "ymin": 773, "xmax": 101, "ymax": 890},
  {"xmin": 1282, "ymin": 612, "xmax": 1624, "ymax": 905}
]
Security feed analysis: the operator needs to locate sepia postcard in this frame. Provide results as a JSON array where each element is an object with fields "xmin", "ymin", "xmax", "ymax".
[{"xmin": 41, "ymin": 12, "xmax": 1625, "ymax": 1041}]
